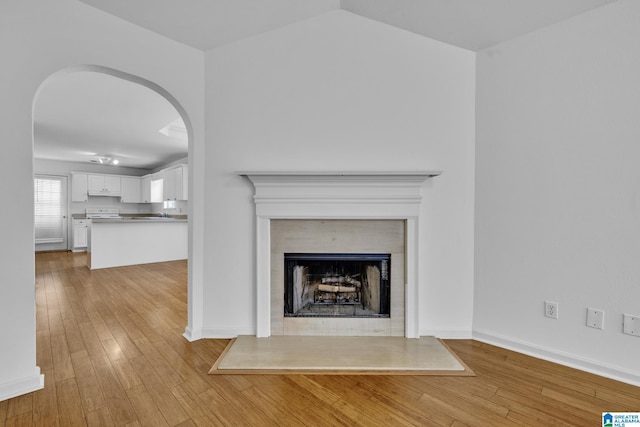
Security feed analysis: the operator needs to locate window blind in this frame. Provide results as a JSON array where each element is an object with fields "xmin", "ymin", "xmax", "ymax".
[{"xmin": 34, "ymin": 176, "xmax": 64, "ymax": 244}]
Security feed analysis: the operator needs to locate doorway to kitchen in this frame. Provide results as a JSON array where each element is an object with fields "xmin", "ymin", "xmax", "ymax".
[{"xmin": 33, "ymin": 64, "xmax": 197, "ymax": 339}]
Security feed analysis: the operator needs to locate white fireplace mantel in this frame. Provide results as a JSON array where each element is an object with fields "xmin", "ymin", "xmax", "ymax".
[{"xmin": 239, "ymin": 171, "xmax": 442, "ymax": 338}]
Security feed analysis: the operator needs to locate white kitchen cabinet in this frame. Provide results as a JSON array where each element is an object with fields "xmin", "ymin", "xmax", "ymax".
[
  {"xmin": 72, "ymin": 219, "xmax": 90, "ymax": 251},
  {"xmin": 88, "ymin": 220, "xmax": 187, "ymax": 269},
  {"xmin": 88, "ymin": 174, "xmax": 121, "ymax": 196},
  {"xmin": 141, "ymin": 175, "xmax": 152, "ymax": 203},
  {"xmin": 150, "ymin": 175, "xmax": 164, "ymax": 203},
  {"xmin": 162, "ymin": 166, "xmax": 188, "ymax": 201},
  {"xmin": 162, "ymin": 168, "xmax": 177, "ymax": 201},
  {"xmin": 120, "ymin": 177, "xmax": 142, "ymax": 203},
  {"xmin": 71, "ymin": 172, "xmax": 88, "ymax": 202}
]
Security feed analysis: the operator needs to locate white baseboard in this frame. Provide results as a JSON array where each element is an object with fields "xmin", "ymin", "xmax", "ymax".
[
  {"xmin": 183, "ymin": 326, "xmax": 253, "ymax": 340},
  {"xmin": 182, "ymin": 326, "xmax": 202, "ymax": 342},
  {"xmin": 473, "ymin": 329, "xmax": 640, "ymax": 387},
  {"xmin": 0, "ymin": 367, "xmax": 44, "ymax": 402}
]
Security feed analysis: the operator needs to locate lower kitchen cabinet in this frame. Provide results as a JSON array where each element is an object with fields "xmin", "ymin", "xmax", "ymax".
[{"xmin": 72, "ymin": 219, "xmax": 90, "ymax": 251}]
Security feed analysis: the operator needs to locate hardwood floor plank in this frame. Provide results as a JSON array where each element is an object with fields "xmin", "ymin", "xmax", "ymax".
[
  {"xmin": 239, "ymin": 385, "xmax": 303, "ymax": 427},
  {"xmin": 3, "ymin": 251, "xmax": 637, "ymax": 427},
  {"xmin": 70, "ymin": 351, "xmax": 107, "ymax": 413},
  {"xmin": 55, "ymin": 378, "xmax": 86, "ymax": 427},
  {"xmin": 314, "ymin": 375, "xmax": 425, "ymax": 426},
  {"xmin": 63, "ymin": 318, "xmax": 88, "ymax": 355},
  {"xmin": 130, "ymin": 338, "xmax": 184, "ymax": 387},
  {"xmin": 84, "ymin": 406, "xmax": 115, "ymax": 427},
  {"xmin": 125, "ymin": 385, "xmax": 170, "ymax": 427},
  {"xmin": 32, "ymin": 370, "xmax": 59, "ymax": 427},
  {"xmin": 0, "ymin": 399, "xmax": 8, "ymax": 427},
  {"xmin": 257, "ymin": 375, "xmax": 376, "ymax": 426},
  {"xmin": 107, "ymin": 325, "xmax": 143, "ymax": 361},
  {"xmin": 127, "ymin": 356, "xmax": 190, "ymax": 426},
  {"xmin": 51, "ymin": 334, "xmax": 76, "ymax": 383},
  {"xmin": 47, "ymin": 307, "xmax": 65, "ymax": 339},
  {"xmin": 148, "ymin": 340, "xmax": 210, "ymax": 394},
  {"xmin": 77, "ymin": 321, "xmax": 108, "ymax": 361},
  {"xmin": 169, "ymin": 383, "xmax": 219, "ymax": 422},
  {"xmin": 90, "ymin": 356, "xmax": 138, "ymax": 426},
  {"xmin": 5, "ymin": 394, "xmax": 32, "ymax": 420},
  {"xmin": 352, "ymin": 376, "xmax": 455, "ymax": 426},
  {"xmin": 197, "ymin": 385, "xmax": 278, "ymax": 427},
  {"xmin": 109, "ymin": 358, "xmax": 144, "ymax": 391},
  {"xmin": 495, "ymin": 387, "xmax": 593, "ymax": 425},
  {"xmin": 596, "ymin": 388, "xmax": 640, "ymax": 409},
  {"xmin": 418, "ymin": 391, "xmax": 516, "ymax": 427},
  {"xmin": 4, "ymin": 411, "xmax": 32, "ymax": 427}
]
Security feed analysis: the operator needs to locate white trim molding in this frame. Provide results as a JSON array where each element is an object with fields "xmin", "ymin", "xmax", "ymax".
[
  {"xmin": 182, "ymin": 326, "xmax": 202, "ymax": 342},
  {"xmin": 0, "ymin": 367, "xmax": 44, "ymax": 402},
  {"xmin": 239, "ymin": 171, "xmax": 442, "ymax": 339},
  {"xmin": 474, "ymin": 329, "xmax": 640, "ymax": 387}
]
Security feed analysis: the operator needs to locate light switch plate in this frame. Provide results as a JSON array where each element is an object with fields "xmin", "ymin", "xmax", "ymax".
[
  {"xmin": 623, "ymin": 314, "xmax": 640, "ymax": 337},
  {"xmin": 586, "ymin": 308, "xmax": 604, "ymax": 329}
]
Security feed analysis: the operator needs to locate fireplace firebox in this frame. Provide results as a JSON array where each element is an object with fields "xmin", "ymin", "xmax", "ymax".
[{"xmin": 284, "ymin": 253, "xmax": 391, "ymax": 318}]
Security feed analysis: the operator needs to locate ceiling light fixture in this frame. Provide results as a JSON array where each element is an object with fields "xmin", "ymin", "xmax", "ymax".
[{"xmin": 93, "ymin": 155, "xmax": 120, "ymax": 166}]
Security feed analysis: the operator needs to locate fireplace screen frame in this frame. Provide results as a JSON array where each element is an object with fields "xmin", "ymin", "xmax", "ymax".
[{"xmin": 284, "ymin": 253, "xmax": 391, "ymax": 318}]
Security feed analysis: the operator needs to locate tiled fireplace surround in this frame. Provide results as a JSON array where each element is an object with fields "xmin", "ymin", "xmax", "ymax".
[{"xmin": 241, "ymin": 171, "xmax": 441, "ymax": 338}]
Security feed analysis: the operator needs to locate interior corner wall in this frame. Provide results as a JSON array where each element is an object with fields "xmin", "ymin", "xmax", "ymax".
[
  {"xmin": 203, "ymin": 10, "xmax": 476, "ymax": 338},
  {"xmin": 474, "ymin": 0, "xmax": 640, "ymax": 383},
  {"xmin": 0, "ymin": 0, "xmax": 204, "ymax": 400}
]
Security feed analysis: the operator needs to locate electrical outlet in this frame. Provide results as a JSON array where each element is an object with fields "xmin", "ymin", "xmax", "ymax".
[
  {"xmin": 623, "ymin": 314, "xmax": 640, "ymax": 337},
  {"xmin": 545, "ymin": 301, "xmax": 558, "ymax": 319},
  {"xmin": 586, "ymin": 308, "xmax": 605, "ymax": 329}
]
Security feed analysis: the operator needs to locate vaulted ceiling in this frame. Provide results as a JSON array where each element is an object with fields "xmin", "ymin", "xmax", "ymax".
[
  {"xmin": 34, "ymin": 1, "xmax": 619, "ymax": 170},
  {"xmin": 79, "ymin": 0, "xmax": 617, "ymax": 51}
]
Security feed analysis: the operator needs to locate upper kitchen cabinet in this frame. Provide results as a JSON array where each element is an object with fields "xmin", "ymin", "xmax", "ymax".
[
  {"xmin": 120, "ymin": 177, "xmax": 142, "ymax": 203},
  {"xmin": 88, "ymin": 174, "xmax": 121, "ymax": 196},
  {"xmin": 71, "ymin": 172, "xmax": 88, "ymax": 202},
  {"xmin": 140, "ymin": 175, "xmax": 152, "ymax": 203},
  {"xmin": 163, "ymin": 165, "xmax": 188, "ymax": 201}
]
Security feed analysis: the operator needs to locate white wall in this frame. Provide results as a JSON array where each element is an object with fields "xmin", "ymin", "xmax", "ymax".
[
  {"xmin": 0, "ymin": 0, "xmax": 204, "ymax": 400},
  {"xmin": 203, "ymin": 11, "xmax": 476, "ymax": 338},
  {"xmin": 475, "ymin": 0, "xmax": 640, "ymax": 384}
]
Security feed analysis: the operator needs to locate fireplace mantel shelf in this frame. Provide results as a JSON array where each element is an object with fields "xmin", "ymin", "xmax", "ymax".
[{"xmin": 238, "ymin": 170, "xmax": 443, "ymax": 180}]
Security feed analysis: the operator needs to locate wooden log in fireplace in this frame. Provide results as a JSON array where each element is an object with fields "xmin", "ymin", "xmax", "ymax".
[{"xmin": 285, "ymin": 253, "xmax": 390, "ymax": 318}]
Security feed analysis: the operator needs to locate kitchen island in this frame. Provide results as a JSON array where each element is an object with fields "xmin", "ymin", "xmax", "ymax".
[{"xmin": 87, "ymin": 217, "xmax": 187, "ymax": 270}]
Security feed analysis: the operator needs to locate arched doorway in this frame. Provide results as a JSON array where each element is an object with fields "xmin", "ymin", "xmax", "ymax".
[{"xmin": 33, "ymin": 64, "xmax": 193, "ymax": 328}]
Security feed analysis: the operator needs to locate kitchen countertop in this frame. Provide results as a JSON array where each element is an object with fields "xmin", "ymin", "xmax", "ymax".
[
  {"xmin": 91, "ymin": 217, "xmax": 187, "ymax": 223},
  {"xmin": 72, "ymin": 214, "xmax": 187, "ymax": 221}
]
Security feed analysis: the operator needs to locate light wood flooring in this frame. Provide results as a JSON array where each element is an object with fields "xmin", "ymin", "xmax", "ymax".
[{"xmin": 1, "ymin": 251, "xmax": 638, "ymax": 426}]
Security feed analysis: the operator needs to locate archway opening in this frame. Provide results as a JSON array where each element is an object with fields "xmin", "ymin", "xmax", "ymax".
[{"xmin": 32, "ymin": 64, "xmax": 193, "ymax": 331}]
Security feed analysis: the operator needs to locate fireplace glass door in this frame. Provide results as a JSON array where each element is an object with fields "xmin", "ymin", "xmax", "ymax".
[{"xmin": 284, "ymin": 253, "xmax": 390, "ymax": 318}]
